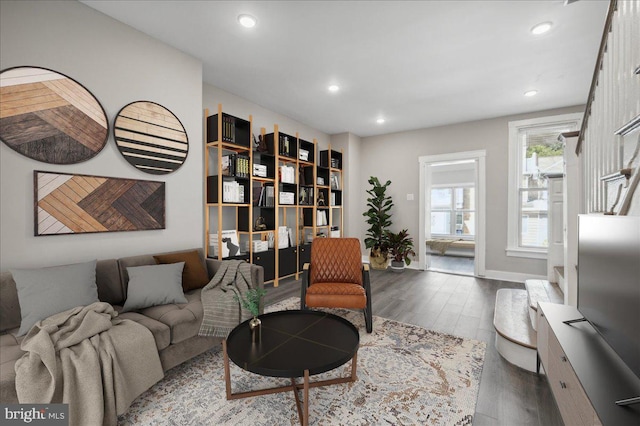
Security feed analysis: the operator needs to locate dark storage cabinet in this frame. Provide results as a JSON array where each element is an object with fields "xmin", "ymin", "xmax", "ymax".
[
  {"xmin": 298, "ymin": 243, "xmax": 311, "ymax": 270},
  {"xmin": 253, "ymin": 250, "xmax": 275, "ymax": 282},
  {"xmin": 278, "ymin": 247, "xmax": 298, "ymax": 277}
]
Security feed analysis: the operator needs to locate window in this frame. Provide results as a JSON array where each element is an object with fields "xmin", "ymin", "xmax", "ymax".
[
  {"xmin": 507, "ymin": 113, "xmax": 581, "ymax": 258},
  {"xmin": 431, "ymin": 186, "xmax": 475, "ymax": 238}
]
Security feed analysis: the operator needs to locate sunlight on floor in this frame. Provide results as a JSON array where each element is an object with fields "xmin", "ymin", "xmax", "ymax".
[{"xmin": 428, "ymin": 255, "xmax": 475, "ymax": 276}]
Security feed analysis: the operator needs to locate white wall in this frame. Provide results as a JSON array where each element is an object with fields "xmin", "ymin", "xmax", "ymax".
[
  {"xmin": 358, "ymin": 105, "xmax": 584, "ymax": 277},
  {"xmin": 329, "ymin": 132, "xmax": 362, "ymax": 238},
  {"xmin": 0, "ymin": 0, "xmax": 203, "ymax": 269},
  {"xmin": 203, "ymin": 84, "xmax": 330, "ymax": 149}
]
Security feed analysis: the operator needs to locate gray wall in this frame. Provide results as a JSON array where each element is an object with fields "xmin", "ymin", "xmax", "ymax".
[
  {"xmin": 329, "ymin": 132, "xmax": 362, "ymax": 238},
  {"xmin": 203, "ymin": 84, "xmax": 330, "ymax": 148},
  {"xmin": 0, "ymin": 0, "xmax": 203, "ymax": 269},
  {"xmin": 358, "ymin": 105, "xmax": 584, "ymax": 277}
]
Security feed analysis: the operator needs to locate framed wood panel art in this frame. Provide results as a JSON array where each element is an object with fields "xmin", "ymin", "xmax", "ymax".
[
  {"xmin": 114, "ymin": 101, "xmax": 188, "ymax": 174},
  {"xmin": 34, "ymin": 171, "xmax": 165, "ymax": 236},
  {"xmin": 0, "ymin": 66, "xmax": 108, "ymax": 164}
]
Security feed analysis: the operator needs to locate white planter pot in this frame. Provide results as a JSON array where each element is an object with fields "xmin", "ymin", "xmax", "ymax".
[{"xmin": 390, "ymin": 260, "xmax": 405, "ymax": 273}]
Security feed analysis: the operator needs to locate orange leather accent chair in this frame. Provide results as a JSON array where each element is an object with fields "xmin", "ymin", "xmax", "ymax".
[{"xmin": 300, "ymin": 238, "xmax": 372, "ymax": 333}]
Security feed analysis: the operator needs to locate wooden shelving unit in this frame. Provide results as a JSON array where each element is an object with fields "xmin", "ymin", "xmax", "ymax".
[{"xmin": 204, "ymin": 104, "xmax": 344, "ymax": 286}]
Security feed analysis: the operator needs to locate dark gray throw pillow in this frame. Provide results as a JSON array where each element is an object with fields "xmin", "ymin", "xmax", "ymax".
[
  {"xmin": 11, "ymin": 259, "xmax": 99, "ymax": 336},
  {"xmin": 121, "ymin": 262, "xmax": 187, "ymax": 312}
]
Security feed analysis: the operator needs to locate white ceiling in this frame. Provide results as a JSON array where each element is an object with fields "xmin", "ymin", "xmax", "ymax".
[{"xmin": 82, "ymin": 0, "xmax": 609, "ymax": 137}]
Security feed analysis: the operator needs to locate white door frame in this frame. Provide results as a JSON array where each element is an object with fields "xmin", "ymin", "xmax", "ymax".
[{"xmin": 418, "ymin": 150, "xmax": 486, "ymax": 276}]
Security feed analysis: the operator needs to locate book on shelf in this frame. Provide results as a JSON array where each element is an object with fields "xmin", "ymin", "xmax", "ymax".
[
  {"xmin": 221, "ymin": 155, "xmax": 231, "ymax": 176},
  {"xmin": 253, "ymin": 164, "xmax": 267, "ymax": 177},
  {"xmin": 222, "ymin": 180, "xmax": 244, "ymax": 203},
  {"xmin": 330, "ymin": 173, "xmax": 340, "ymax": 190},
  {"xmin": 279, "ymin": 192, "xmax": 295, "ymax": 205},
  {"xmin": 278, "ymin": 226, "xmax": 290, "ymax": 248},
  {"xmin": 221, "ymin": 154, "xmax": 250, "ymax": 178},
  {"xmin": 223, "ymin": 115, "xmax": 236, "ymax": 143},
  {"xmin": 254, "ymin": 184, "xmax": 275, "ymax": 207},
  {"xmin": 279, "ymin": 134, "xmax": 293, "ymax": 157},
  {"xmin": 316, "ymin": 210, "xmax": 328, "ymax": 226},
  {"xmin": 265, "ymin": 186, "xmax": 276, "ymax": 207},
  {"xmin": 279, "ymin": 165, "xmax": 295, "ymax": 183}
]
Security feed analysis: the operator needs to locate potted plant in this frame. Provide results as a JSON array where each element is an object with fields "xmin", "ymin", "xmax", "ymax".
[
  {"xmin": 386, "ymin": 229, "xmax": 416, "ymax": 273},
  {"xmin": 234, "ymin": 287, "xmax": 267, "ymax": 329},
  {"xmin": 363, "ymin": 176, "xmax": 393, "ymax": 269}
]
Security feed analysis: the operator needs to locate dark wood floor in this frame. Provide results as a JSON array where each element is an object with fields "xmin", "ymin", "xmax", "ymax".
[
  {"xmin": 265, "ymin": 268, "xmax": 563, "ymax": 426},
  {"xmin": 429, "ymin": 254, "xmax": 475, "ymax": 275}
]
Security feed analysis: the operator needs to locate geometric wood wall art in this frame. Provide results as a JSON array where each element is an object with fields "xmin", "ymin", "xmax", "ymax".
[
  {"xmin": 34, "ymin": 171, "xmax": 165, "ymax": 236},
  {"xmin": 0, "ymin": 66, "xmax": 108, "ymax": 164},
  {"xmin": 114, "ymin": 101, "xmax": 188, "ymax": 174}
]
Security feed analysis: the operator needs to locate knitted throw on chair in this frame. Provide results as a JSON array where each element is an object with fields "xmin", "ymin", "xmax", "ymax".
[{"xmin": 198, "ymin": 260, "xmax": 254, "ymax": 337}]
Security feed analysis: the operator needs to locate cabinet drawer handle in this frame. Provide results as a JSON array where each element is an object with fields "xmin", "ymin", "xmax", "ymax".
[
  {"xmin": 256, "ymin": 256, "xmax": 261, "ymax": 260},
  {"xmin": 560, "ymin": 356, "xmax": 567, "ymax": 362},
  {"xmin": 559, "ymin": 381, "xmax": 567, "ymax": 389}
]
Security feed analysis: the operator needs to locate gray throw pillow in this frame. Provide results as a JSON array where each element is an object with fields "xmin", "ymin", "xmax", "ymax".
[
  {"xmin": 122, "ymin": 262, "xmax": 187, "ymax": 312},
  {"xmin": 11, "ymin": 260, "xmax": 99, "ymax": 336}
]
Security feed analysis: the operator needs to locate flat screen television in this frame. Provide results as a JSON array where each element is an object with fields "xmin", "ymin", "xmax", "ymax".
[{"xmin": 577, "ymin": 214, "xmax": 640, "ymax": 380}]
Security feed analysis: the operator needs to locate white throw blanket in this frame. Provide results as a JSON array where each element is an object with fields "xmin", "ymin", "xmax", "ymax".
[{"xmin": 15, "ymin": 302, "xmax": 164, "ymax": 426}]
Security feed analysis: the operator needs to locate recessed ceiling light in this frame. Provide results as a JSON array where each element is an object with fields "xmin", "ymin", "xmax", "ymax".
[
  {"xmin": 376, "ymin": 118, "xmax": 385, "ymax": 124},
  {"xmin": 524, "ymin": 90, "xmax": 538, "ymax": 97},
  {"xmin": 238, "ymin": 14, "xmax": 257, "ymax": 28},
  {"xmin": 531, "ymin": 22, "xmax": 552, "ymax": 35},
  {"xmin": 328, "ymin": 85, "xmax": 340, "ymax": 93}
]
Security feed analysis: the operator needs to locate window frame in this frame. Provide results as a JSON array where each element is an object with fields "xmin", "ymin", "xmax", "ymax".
[
  {"xmin": 506, "ymin": 113, "xmax": 582, "ymax": 259},
  {"xmin": 430, "ymin": 183, "xmax": 475, "ymax": 239}
]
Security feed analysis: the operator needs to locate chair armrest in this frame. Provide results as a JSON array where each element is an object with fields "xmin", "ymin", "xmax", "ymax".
[
  {"xmin": 300, "ymin": 263, "xmax": 310, "ymax": 309},
  {"xmin": 362, "ymin": 263, "xmax": 371, "ymax": 293}
]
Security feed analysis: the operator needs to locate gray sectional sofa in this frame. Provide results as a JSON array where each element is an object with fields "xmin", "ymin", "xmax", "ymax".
[{"xmin": 0, "ymin": 248, "xmax": 264, "ymax": 403}]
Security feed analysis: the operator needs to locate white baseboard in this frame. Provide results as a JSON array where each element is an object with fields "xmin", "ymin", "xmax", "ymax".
[
  {"xmin": 364, "ymin": 259, "xmax": 545, "ymax": 283},
  {"xmin": 483, "ymin": 270, "xmax": 547, "ymax": 284}
]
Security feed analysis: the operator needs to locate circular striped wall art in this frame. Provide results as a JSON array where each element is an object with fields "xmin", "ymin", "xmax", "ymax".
[
  {"xmin": 114, "ymin": 101, "xmax": 188, "ymax": 174},
  {"xmin": 0, "ymin": 66, "xmax": 108, "ymax": 164}
]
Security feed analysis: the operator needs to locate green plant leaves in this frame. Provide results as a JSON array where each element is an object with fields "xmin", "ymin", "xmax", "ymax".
[{"xmin": 363, "ymin": 176, "xmax": 393, "ymax": 250}]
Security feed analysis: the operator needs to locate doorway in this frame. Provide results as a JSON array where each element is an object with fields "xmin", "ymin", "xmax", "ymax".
[{"xmin": 418, "ymin": 150, "xmax": 486, "ymax": 276}]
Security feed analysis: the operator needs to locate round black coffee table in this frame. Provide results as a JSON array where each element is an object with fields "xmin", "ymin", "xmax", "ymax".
[{"xmin": 222, "ymin": 310, "xmax": 359, "ymax": 425}]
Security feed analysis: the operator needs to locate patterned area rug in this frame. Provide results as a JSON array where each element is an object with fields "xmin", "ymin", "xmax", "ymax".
[{"xmin": 118, "ymin": 297, "xmax": 485, "ymax": 425}]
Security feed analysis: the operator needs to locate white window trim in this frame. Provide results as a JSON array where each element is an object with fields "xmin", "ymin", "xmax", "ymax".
[
  {"xmin": 419, "ymin": 150, "xmax": 486, "ymax": 276},
  {"xmin": 507, "ymin": 113, "xmax": 582, "ymax": 259}
]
